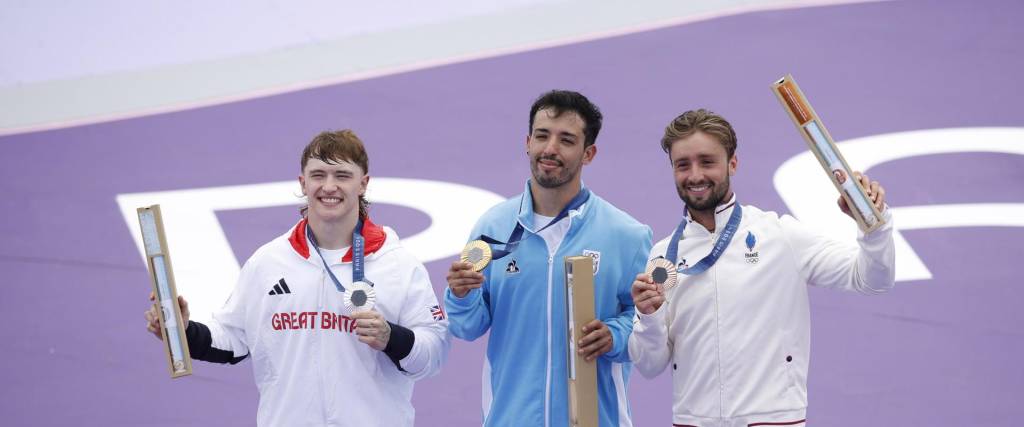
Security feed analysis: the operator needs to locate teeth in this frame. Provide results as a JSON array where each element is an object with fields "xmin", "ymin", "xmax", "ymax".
[
  {"xmin": 688, "ymin": 185, "xmax": 710, "ymax": 191},
  {"xmin": 320, "ymin": 197, "xmax": 341, "ymax": 203}
]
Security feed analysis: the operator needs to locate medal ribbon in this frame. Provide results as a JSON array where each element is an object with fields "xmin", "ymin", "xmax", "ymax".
[
  {"xmin": 665, "ymin": 203, "xmax": 743, "ymax": 276},
  {"xmin": 476, "ymin": 187, "xmax": 591, "ymax": 260},
  {"xmin": 306, "ymin": 218, "xmax": 372, "ymax": 292}
]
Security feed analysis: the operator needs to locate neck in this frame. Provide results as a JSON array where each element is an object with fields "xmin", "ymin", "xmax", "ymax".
[
  {"xmin": 688, "ymin": 190, "xmax": 733, "ymax": 233},
  {"xmin": 308, "ymin": 213, "xmax": 358, "ymax": 250},
  {"xmin": 530, "ymin": 180, "xmax": 582, "ymax": 217}
]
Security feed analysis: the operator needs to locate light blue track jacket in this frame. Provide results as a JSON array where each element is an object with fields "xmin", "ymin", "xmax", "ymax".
[{"xmin": 446, "ymin": 182, "xmax": 652, "ymax": 427}]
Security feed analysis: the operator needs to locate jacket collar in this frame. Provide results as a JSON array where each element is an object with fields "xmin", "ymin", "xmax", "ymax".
[
  {"xmin": 288, "ymin": 216, "xmax": 387, "ymax": 262},
  {"xmin": 684, "ymin": 193, "xmax": 737, "ymax": 236},
  {"xmin": 516, "ymin": 180, "xmax": 590, "ymax": 232}
]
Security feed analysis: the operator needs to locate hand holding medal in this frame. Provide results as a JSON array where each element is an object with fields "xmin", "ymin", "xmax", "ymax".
[
  {"xmin": 352, "ymin": 309, "xmax": 391, "ymax": 351},
  {"xmin": 460, "ymin": 240, "xmax": 492, "ymax": 272},
  {"xmin": 632, "ymin": 259, "xmax": 673, "ymax": 315},
  {"xmin": 447, "ymin": 248, "xmax": 486, "ymax": 299}
]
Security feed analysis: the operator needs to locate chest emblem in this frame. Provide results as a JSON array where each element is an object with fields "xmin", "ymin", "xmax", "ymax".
[
  {"xmin": 505, "ymin": 259, "xmax": 521, "ymax": 274},
  {"xmin": 744, "ymin": 232, "xmax": 760, "ymax": 264},
  {"xmin": 677, "ymin": 257, "xmax": 689, "ymax": 270},
  {"xmin": 268, "ymin": 278, "xmax": 292, "ymax": 295},
  {"xmin": 582, "ymin": 249, "xmax": 601, "ymax": 275}
]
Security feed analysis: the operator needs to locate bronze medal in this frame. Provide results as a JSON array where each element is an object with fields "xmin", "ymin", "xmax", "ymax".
[{"xmin": 645, "ymin": 257, "xmax": 678, "ymax": 291}]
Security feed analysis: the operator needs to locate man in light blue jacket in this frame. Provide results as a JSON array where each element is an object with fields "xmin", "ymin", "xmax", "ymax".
[{"xmin": 445, "ymin": 90, "xmax": 652, "ymax": 427}]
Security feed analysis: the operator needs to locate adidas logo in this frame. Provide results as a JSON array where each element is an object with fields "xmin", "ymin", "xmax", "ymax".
[{"xmin": 268, "ymin": 278, "xmax": 292, "ymax": 295}]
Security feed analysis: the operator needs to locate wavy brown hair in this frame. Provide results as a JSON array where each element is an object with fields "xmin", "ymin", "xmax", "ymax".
[{"xmin": 660, "ymin": 109, "xmax": 737, "ymax": 159}]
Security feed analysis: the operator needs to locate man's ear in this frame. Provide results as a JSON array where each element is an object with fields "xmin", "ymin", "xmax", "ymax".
[{"xmin": 583, "ymin": 144, "xmax": 597, "ymax": 165}]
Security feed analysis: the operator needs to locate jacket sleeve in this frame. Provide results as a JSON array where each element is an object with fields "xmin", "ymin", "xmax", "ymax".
[
  {"xmin": 601, "ymin": 225, "xmax": 653, "ymax": 362},
  {"xmin": 628, "ymin": 302, "xmax": 672, "ymax": 378},
  {"xmin": 444, "ymin": 272, "xmax": 492, "ymax": 341},
  {"xmin": 785, "ymin": 207, "xmax": 896, "ymax": 294},
  {"xmin": 187, "ymin": 257, "xmax": 257, "ymax": 363},
  {"xmin": 389, "ymin": 262, "xmax": 451, "ymax": 380},
  {"xmin": 444, "ymin": 220, "xmax": 494, "ymax": 341}
]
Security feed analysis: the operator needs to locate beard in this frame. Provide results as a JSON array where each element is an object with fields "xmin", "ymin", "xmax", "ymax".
[
  {"xmin": 531, "ymin": 154, "xmax": 580, "ymax": 189},
  {"xmin": 676, "ymin": 175, "xmax": 731, "ymax": 212}
]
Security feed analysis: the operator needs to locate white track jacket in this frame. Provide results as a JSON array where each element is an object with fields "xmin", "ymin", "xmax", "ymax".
[
  {"xmin": 629, "ymin": 196, "xmax": 895, "ymax": 427},
  {"xmin": 200, "ymin": 218, "xmax": 450, "ymax": 427}
]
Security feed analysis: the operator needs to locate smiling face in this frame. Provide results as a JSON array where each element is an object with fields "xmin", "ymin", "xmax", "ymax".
[
  {"xmin": 299, "ymin": 157, "xmax": 368, "ymax": 226},
  {"xmin": 668, "ymin": 130, "xmax": 737, "ymax": 212},
  {"xmin": 527, "ymin": 108, "xmax": 595, "ymax": 189}
]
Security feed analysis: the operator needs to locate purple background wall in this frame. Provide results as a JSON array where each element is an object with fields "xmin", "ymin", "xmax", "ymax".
[{"xmin": 1, "ymin": 1, "xmax": 1022, "ymax": 425}]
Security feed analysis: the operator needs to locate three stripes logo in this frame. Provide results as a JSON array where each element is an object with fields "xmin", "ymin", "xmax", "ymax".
[{"xmin": 268, "ymin": 278, "xmax": 292, "ymax": 296}]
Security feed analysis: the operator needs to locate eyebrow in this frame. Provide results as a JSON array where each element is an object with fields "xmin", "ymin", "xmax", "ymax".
[
  {"xmin": 307, "ymin": 167, "xmax": 355, "ymax": 174},
  {"xmin": 534, "ymin": 128, "xmax": 579, "ymax": 139},
  {"xmin": 675, "ymin": 153, "xmax": 718, "ymax": 162}
]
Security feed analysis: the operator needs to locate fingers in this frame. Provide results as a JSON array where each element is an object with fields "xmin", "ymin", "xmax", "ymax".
[
  {"xmin": 630, "ymin": 274, "xmax": 658, "ymax": 297},
  {"xmin": 144, "ymin": 305, "xmax": 163, "ymax": 340},
  {"xmin": 448, "ymin": 261, "xmax": 475, "ymax": 274},
  {"xmin": 631, "ymin": 273, "xmax": 664, "ymax": 315},
  {"xmin": 838, "ymin": 171, "xmax": 887, "ymax": 218},
  {"xmin": 635, "ymin": 294, "xmax": 665, "ymax": 315},
  {"xmin": 353, "ymin": 310, "xmax": 390, "ymax": 351},
  {"xmin": 869, "ymin": 180, "xmax": 886, "ymax": 210},
  {"xmin": 354, "ymin": 318, "xmax": 384, "ymax": 336},
  {"xmin": 853, "ymin": 171, "xmax": 886, "ymax": 212},
  {"xmin": 636, "ymin": 296, "xmax": 664, "ymax": 316},
  {"xmin": 837, "ymin": 195, "xmax": 851, "ymax": 217},
  {"xmin": 577, "ymin": 320, "xmax": 612, "ymax": 361},
  {"xmin": 633, "ymin": 285, "xmax": 663, "ymax": 304},
  {"xmin": 447, "ymin": 261, "xmax": 484, "ymax": 298},
  {"xmin": 178, "ymin": 295, "xmax": 190, "ymax": 324},
  {"xmin": 353, "ymin": 310, "xmax": 385, "ymax": 336},
  {"xmin": 579, "ymin": 319, "xmax": 605, "ymax": 336}
]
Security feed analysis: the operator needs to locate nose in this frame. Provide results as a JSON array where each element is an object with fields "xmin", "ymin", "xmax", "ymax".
[
  {"xmin": 687, "ymin": 164, "xmax": 706, "ymax": 183},
  {"xmin": 541, "ymin": 139, "xmax": 559, "ymax": 157},
  {"xmin": 323, "ymin": 176, "xmax": 340, "ymax": 191}
]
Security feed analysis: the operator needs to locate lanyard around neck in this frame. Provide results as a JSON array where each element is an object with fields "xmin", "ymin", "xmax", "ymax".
[
  {"xmin": 664, "ymin": 202, "xmax": 742, "ymax": 276},
  {"xmin": 306, "ymin": 218, "xmax": 371, "ymax": 292},
  {"xmin": 476, "ymin": 187, "xmax": 590, "ymax": 260}
]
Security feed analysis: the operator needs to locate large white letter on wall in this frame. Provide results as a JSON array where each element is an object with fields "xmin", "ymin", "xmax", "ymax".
[
  {"xmin": 118, "ymin": 178, "xmax": 504, "ymax": 322},
  {"xmin": 774, "ymin": 127, "xmax": 1024, "ymax": 282}
]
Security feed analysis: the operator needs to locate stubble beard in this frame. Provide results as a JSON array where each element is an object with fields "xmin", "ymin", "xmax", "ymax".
[
  {"xmin": 677, "ymin": 176, "xmax": 731, "ymax": 213},
  {"xmin": 531, "ymin": 155, "xmax": 579, "ymax": 189}
]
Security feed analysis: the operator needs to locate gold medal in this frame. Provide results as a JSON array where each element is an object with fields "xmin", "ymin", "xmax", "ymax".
[
  {"xmin": 645, "ymin": 257, "xmax": 678, "ymax": 291},
  {"xmin": 461, "ymin": 240, "xmax": 492, "ymax": 272}
]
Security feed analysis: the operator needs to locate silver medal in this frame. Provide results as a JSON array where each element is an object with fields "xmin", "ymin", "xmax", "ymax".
[{"xmin": 343, "ymin": 280, "xmax": 377, "ymax": 311}]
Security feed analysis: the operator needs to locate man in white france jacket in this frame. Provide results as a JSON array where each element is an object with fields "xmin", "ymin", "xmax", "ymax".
[
  {"xmin": 445, "ymin": 90, "xmax": 652, "ymax": 426},
  {"xmin": 628, "ymin": 109, "xmax": 896, "ymax": 427},
  {"xmin": 144, "ymin": 130, "xmax": 450, "ymax": 426}
]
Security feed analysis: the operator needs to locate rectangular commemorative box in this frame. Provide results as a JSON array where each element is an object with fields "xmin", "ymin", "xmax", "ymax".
[
  {"xmin": 137, "ymin": 204, "xmax": 193, "ymax": 378},
  {"xmin": 563, "ymin": 256, "xmax": 598, "ymax": 427},
  {"xmin": 771, "ymin": 74, "xmax": 886, "ymax": 233}
]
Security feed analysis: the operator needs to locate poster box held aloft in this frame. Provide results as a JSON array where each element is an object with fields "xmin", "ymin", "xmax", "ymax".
[{"xmin": 771, "ymin": 74, "xmax": 885, "ymax": 232}]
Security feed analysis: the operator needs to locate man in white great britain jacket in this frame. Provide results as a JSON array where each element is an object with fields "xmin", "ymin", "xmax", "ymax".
[
  {"xmin": 628, "ymin": 109, "xmax": 895, "ymax": 427},
  {"xmin": 144, "ymin": 130, "xmax": 450, "ymax": 427}
]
